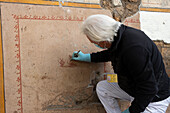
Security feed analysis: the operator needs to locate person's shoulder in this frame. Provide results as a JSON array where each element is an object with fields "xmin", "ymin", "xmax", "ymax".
[{"xmin": 124, "ymin": 25, "xmax": 142, "ymax": 33}]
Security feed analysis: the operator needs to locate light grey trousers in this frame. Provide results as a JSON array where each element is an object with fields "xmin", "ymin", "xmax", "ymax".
[{"xmin": 96, "ymin": 80, "xmax": 170, "ymax": 113}]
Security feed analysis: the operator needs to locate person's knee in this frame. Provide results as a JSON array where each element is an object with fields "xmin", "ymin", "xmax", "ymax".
[{"xmin": 96, "ymin": 80, "xmax": 107, "ymax": 94}]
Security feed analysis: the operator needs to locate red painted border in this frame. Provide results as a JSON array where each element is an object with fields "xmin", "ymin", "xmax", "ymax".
[
  {"xmin": 124, "ymin": 18, "xmax": 140, "ymax": 26},
  {"xmin": 12, "ymin": 14, "xmax": 88, "ymax": 113},
  {"xmin": 12, "ymin": 13, "xmax": 141, "ymax": 112},
  {"xmin": 13, "ymin": 16, "xmax": 23, "ymax": 113},
  {"xmin": 12, "ymin": 14, "xmax": 85, "ymax": 21}
]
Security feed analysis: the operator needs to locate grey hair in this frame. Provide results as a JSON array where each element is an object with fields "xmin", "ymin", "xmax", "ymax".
[{"xmin": 82, "ymin": 14, "xmax": 122, "ymax": 42}]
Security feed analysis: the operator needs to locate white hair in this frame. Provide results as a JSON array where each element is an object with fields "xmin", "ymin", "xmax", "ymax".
[{"xmin": 82, "ymin": 14, "xmax": 122, "ymax": 42}]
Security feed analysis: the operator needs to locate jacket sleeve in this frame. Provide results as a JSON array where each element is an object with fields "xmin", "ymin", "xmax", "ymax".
[
  {"xmin": 122, "ymin": 46, "xmax": 158, "ymax": 113},
  {"xmin": 91, "ymin": 50, "xmax": 111, "ymax": 62}
]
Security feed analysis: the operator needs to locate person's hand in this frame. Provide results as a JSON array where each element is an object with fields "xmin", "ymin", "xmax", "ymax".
[
  {"xmin": 122, "ymin": 108, "xmax": 130, "ymax": 113},
  {"xmin": 72, "ymin": 51, "xmax": 91, "ymax": 62}
]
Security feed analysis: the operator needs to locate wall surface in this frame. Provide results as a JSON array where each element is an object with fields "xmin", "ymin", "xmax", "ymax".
[
  {"xmin": 141, "ymin": 0, "xmax": 170, "ymax": 8},
  {"xmin": 140, "ymin": 0, "xmax": 170, "ymax": 43},
  {"xmin": 1, "ymin": 3, "xmax": 108, "ymax": 113},
  {"xmin": 140, "ymin": 11, "xmax": 170, "ymax": 43},
  {"xmin": 0, "ymin": 0, "xmax": 170, "ymax": 113},
  {"xmin": 0, "ymin": 1, "xmax": 141, "ymax": 113}
]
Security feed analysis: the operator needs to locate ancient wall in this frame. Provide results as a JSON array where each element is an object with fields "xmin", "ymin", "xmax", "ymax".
[
  {"xmin": 1, "ymin": 3, "xmax": 109, "ymax": 113},
  {"xmin": 154, "ymin": 41, "xmax": 170, "ymax": 77},
  {"xmin": 0, "ymin": 0, "xmax": 170, "ymax": 113},
  {"xmin": 141, "ymin": 0, "xmax": 170, "ymax": 8}
]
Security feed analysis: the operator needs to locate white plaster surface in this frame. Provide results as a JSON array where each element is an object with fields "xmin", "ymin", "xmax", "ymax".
[
  {"xmin": 142, "ymin": 0, "xmax": 170, "ymax": 8},
  {"xmin": 140, "ymin": 11, "xmax": 170, "ymax": 43}
]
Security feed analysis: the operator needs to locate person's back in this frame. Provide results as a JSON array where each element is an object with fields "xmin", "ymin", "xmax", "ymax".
[{"xmin": 119, "ymin": 26, "xmax": 170, "ymax": 102}]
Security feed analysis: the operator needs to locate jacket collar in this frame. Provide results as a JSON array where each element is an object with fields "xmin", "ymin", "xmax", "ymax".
[{"xmin": 108, "ymin": 24, "xmax": 126, "ymax": 51}]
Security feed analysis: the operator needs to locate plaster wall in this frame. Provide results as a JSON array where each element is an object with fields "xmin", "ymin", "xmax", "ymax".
[
  {"xmin": 141, "ymin": 0, "xmax": 170, "ymax": 8},
  {"xmin": 140, "ymin": 11, "xmax": 170, "ymax": 43},
  {"xmin": 0, "ymin": 1, "xmax": 141, "ymax": 113},
  {"xmin": 1, "ymin": 0, "xmax": 170, "ymax": 113},
  {"xmin": 1, "ymin": 3, "xmax": 109, "ymax": 113}
]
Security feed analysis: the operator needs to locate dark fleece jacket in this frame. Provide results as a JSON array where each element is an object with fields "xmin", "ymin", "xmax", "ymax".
[{"xmin": 91, "ymin": 24, "xmax": 170, "ymax": 113}]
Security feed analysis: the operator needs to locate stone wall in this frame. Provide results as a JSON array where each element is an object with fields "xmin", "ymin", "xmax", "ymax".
[
  {"xmin": 100, "ymin": 0, "xmax": 141, "ymax": 21},
  {"xmin": 154, "ymin": 41, "xmax": 170, "ymax": 77}
]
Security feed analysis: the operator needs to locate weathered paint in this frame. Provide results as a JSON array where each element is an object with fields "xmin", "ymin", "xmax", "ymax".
[{"xmin": 140, "ymin": 11, "xmax": 170, "ymax": 43}]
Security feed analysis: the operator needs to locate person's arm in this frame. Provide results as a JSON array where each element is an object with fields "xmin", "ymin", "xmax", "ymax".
[
  {"xmin": 72, "ymin": 50, "xmax": 111, "ymax": 62},
  {"xmin": 123, "ymin": 46, "xmax": 158, "ymax": 113},
  {"xmin": 91, "ymin": 49, "xmax": 111, "ymax": 62},
  {"xmin": 72, "ymin": 51, "xmax": 91, "ymax": 62}
]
